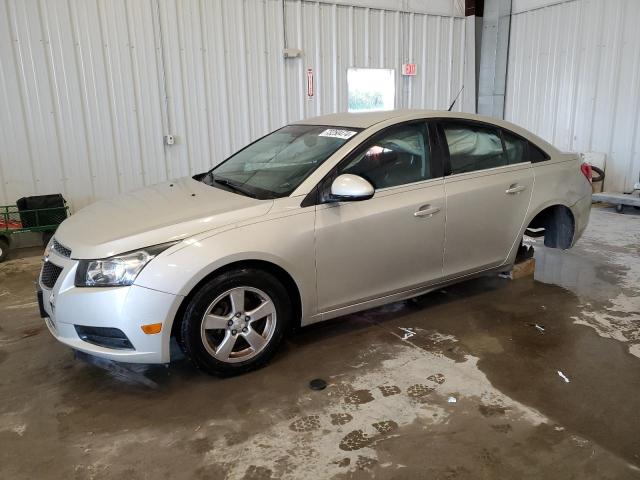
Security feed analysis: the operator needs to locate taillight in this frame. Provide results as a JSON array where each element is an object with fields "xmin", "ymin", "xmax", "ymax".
[{"xmin": 580, "ymin": 162, "xmax": 592, "ymax": 183}]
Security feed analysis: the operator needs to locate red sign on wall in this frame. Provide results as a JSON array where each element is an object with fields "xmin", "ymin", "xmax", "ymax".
[
  {"xmin": 402, "ymin": 63, "xmax": 417, "ymax": 76},
  {"xmin": 307, "ymin": 69, "xmax": 314, "ymax": 97}
]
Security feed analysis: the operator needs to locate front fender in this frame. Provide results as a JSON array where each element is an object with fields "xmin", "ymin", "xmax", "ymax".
[{"xmin": 135, "ymin": 209, "xmax": 317, "ymax": 322}]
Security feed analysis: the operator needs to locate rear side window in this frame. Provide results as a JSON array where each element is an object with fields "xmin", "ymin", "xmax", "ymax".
[
  {"xmin": 338, "ymin": 123, "xmax": 430, "ymax": 189},
  {"xmin": 502, "ymin": 130, "xmax": 528, "ymax": 165},
  {"xmin": 442, "ymin": 122, "xmax": 505, "ymax": 174},
  {"xmin": 528, "ymin": 142, "xmax": 550, "ymax": 162}
]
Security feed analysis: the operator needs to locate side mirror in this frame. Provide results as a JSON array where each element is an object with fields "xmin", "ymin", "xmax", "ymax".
[{"xmin": 330, "ymin": 174, "xmax": 374, "ymax": 202}]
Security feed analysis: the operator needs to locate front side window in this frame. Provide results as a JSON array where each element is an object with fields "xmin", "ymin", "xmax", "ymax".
[
  {"xmin": 203, "ymin": 125, "xmax": 361, "ymax": 199},
  {"xmin": 442, "ymin": 122, "xmax": 505, "ymax": 174},
  {"xmin": 337, "ymin": 124, "xmax": 430, "ymax": 189}
]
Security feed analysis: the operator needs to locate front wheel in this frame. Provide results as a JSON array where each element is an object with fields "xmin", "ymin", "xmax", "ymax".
[{"xmin": 180, "ymin": 268, "xmax": 292, "ymax": 376}]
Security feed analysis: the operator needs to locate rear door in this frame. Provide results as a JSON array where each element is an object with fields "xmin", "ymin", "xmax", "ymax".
[{"xmin": 437, "ymin": 121, "xmax": 534, "ymax": 277}]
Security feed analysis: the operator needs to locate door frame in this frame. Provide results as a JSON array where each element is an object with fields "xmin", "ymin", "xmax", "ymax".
[
  {"xmin": 430, "ymin": 116, "xmax": 538, "ymax": 176},
  {"xmin": 301, "ymin": 118, "xmax": 445, "ymax": 207}
]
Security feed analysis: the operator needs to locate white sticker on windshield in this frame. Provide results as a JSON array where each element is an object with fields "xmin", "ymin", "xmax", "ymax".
[{"xmin": 318, "ymin": 128, "xmax": 357, "ymax": 140}]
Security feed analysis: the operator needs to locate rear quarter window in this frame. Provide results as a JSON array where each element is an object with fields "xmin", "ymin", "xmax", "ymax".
[
  {"xmin": 528, "ymin": 142, "xmax": 550, "ymax": 163},
  {"xmin": 502, "ymin": 128, "xmax": 551, "ymax": 164}
]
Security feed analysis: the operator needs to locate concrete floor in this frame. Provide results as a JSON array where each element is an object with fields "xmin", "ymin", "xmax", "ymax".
[{"xmin": 1, "ymin": 206, "xmax": 639, "ymax": 479}]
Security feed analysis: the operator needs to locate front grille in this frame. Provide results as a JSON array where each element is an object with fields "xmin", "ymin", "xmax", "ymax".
[
  {"xmin": 52, "ymin": 238, "xmax": 71, "ymax": 257},
  {"xmin": 41, "ymin": 261, "xmax": 63, "ymax": 289}
]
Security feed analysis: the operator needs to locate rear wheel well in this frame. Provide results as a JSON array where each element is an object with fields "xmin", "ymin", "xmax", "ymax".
[
  {"xmin": 171, "ymin": 260, "xmax": 302, "ymax": 343},
  {"xmin": 526, "ymin": 205, "xmax": 574, "ymax": 249}
]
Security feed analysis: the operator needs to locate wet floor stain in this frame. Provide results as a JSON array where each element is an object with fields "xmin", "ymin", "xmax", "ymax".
[
  {"xmin": 371, "ymin": 420, "xmax": 398, "ymax": 434},
  {"xmin": 339, "ymin": 429, "xmax": 374, "ymax": 451},
  {"xmin": 225, "ymin": 431, "xmax": 251, "ymax": 447},
  {"xmin": 427, "ymin": 373, "xmax": 446, "ymax": 384},
  {"xmin": 377, "ymin": 385, "xmax": 401, "ymax": 397},
  {"xmin": 242, "ymin": 465, "xmax": 274, "ymax": 480},
  {"xmin": 330, "ymin": 413, "xmax": 353, "ymax": 426},
  {"xmin": 289, "ymin": 415, "xmax": 321, "ymax": 432},
  {"xmin": 491, "ymin": 424, "xmax": 513, "ymax": 434},
  {"xmin": 333, "ymin": 457, "xmax": 350, "ymax": 468},
  {"xmin": 354, "ymin": 455, "xmax": 377, "ymax": 470},
  {"xmin": 343, "ymin": 389, "xmax": 374, "ymax": 406},
  {"xmin": 406, "ymin": 383, "xmax": 435, "ymax": 399},
  {"xmin": 20, "ymin": 327, "xmax": 42, "ymax": 338},
  {"xmin": 479, "ymin": 404, "xmax": 508, "ymax": 417}
]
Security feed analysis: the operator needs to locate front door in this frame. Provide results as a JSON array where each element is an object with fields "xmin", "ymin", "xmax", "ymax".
[
  {"xmin": 438, "ymin": 121, "xmax": 534, "ymax": 277},
  {"xmin": 314, "ymin": 122, "xmax": 446, "ymax": 313}
]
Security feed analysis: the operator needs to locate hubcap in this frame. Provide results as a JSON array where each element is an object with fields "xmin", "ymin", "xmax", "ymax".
[{"xmin": 200, "ymin": 286, "xmax": 276, "ymax": 363}]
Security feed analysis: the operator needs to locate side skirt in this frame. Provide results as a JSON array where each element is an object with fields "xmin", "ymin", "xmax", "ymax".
[{"xmin": 311, "ymin": 264, "xmax": 512, "ymax": 325}]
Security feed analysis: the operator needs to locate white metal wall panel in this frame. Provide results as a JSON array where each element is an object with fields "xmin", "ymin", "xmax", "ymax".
[
  {"xmin": 0, "ymin": 0, "xmax": 465, "ymax": 210},
  {"xmin": 0, "ymin": 0, "xmax": 167, "ymax": 208},
  {"xmin": 505, "ymin": 0, "xmax": 640, "ymax": 193},
  {"xmin": 162, "ymin": 0, "xmax": 467, "ymax": 165}
]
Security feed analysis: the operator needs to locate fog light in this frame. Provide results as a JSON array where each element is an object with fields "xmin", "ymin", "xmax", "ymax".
[
  {"xmin": 74, "ymin": 325, "xmax": 134, "ymax": 350},
  {"xmin": 141, "ymin": 323, "xmax": 162, "ymax": 334}
]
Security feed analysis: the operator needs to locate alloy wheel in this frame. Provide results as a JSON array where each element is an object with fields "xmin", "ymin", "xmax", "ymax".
[{"xmin": 200, "ymin": 286, "xmax": 277, "ymax": 363}]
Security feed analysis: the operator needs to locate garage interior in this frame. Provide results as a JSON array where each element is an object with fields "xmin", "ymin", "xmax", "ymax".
[{"xmin": 1, "ymin": 0, "xmax": 640, "ymax": 479}]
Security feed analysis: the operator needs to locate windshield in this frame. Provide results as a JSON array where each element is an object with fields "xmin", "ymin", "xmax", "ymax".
[{"xmin": 201, "ymin": 125, "xmax": 361, "ymax": 199}]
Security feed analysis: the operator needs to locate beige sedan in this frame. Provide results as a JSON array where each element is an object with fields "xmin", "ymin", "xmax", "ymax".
[{"xmin": 41, "ymin": 110, "xmax": 592, "ymax": 376}]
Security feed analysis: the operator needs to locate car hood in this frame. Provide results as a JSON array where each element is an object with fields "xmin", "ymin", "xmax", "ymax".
[{"xmin": 55, "ymin": 177, "xmax": 272, "ymax": 259}]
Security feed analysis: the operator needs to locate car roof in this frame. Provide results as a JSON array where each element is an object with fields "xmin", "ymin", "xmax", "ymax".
[
  {"xmin": 294, "ymin": 110, "xmax": 415, "ymax": 129},
  {"xmin": 295, "ymin": 109, "xmax": 514, "ymax": 129}
]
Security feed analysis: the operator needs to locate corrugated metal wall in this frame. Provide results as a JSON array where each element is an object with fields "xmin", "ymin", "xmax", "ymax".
[
  {"xmin": 0, "ymin": 0, "xmax": 465, "ymax": 210},
  {"xmin": 506, "ymin": 0, "xmax": 640, "ymax": 193}
]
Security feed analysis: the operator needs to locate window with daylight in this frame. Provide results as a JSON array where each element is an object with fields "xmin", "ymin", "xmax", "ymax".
[{"xmin": 347, "ymin": 68, "xmax": 395, "ymax": 113}]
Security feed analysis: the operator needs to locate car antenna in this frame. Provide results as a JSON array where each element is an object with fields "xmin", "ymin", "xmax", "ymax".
[{"xmin": 447, "ymin": 85, "xmax": 464, "ymax": 111}]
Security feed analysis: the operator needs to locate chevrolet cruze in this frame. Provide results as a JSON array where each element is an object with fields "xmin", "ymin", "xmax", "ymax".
[{"xmin": 38, "ymin": 110, "xmax": 592, "ymax": 376}]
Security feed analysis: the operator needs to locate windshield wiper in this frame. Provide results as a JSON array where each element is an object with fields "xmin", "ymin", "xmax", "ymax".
[{"xmin": 211, "ymin": 175, "xmax": 256, "ymax": 198}]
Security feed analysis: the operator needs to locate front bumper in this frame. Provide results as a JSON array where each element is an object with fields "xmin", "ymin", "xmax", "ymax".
[{"xmin": 38, "ymin": 249, "xmax": 182, "ymax": 364}]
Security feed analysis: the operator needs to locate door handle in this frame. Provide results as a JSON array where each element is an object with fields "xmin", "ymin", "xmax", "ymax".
[
  {"xmin": 505, "ymin": 184, "xmax": 526, "ymax": 195},
  {"xmin": 414, "ymin": 205, "xmax": 441, "ymax": 217}
]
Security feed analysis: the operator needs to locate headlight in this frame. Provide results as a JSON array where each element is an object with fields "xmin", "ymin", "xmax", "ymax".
[{"xmin": 75, "ymin": 241, "xmax": 179, "ymax": 287}]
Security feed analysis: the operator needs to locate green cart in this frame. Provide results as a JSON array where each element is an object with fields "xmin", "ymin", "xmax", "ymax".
[{"xmin": 0, "ymin": 203, "xmax": 69, "ymax": 262}]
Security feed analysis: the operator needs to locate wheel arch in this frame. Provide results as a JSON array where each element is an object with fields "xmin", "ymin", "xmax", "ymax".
[
  {"xmin": 525, "ymin": 202, "xmax": 575, "ymax": 249},
  {"xmin": 171, "ymin": 258, "xmax": 304, "ymax": 343}
]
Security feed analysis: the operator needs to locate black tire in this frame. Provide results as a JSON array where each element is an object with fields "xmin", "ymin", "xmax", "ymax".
[
  {"xmin": 180, "ymin": 268, "xmax": 292, "ymax": 376},
  {"xmin": 0, "ymin": 237, "xmax": 9, "ymax": 262}
]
